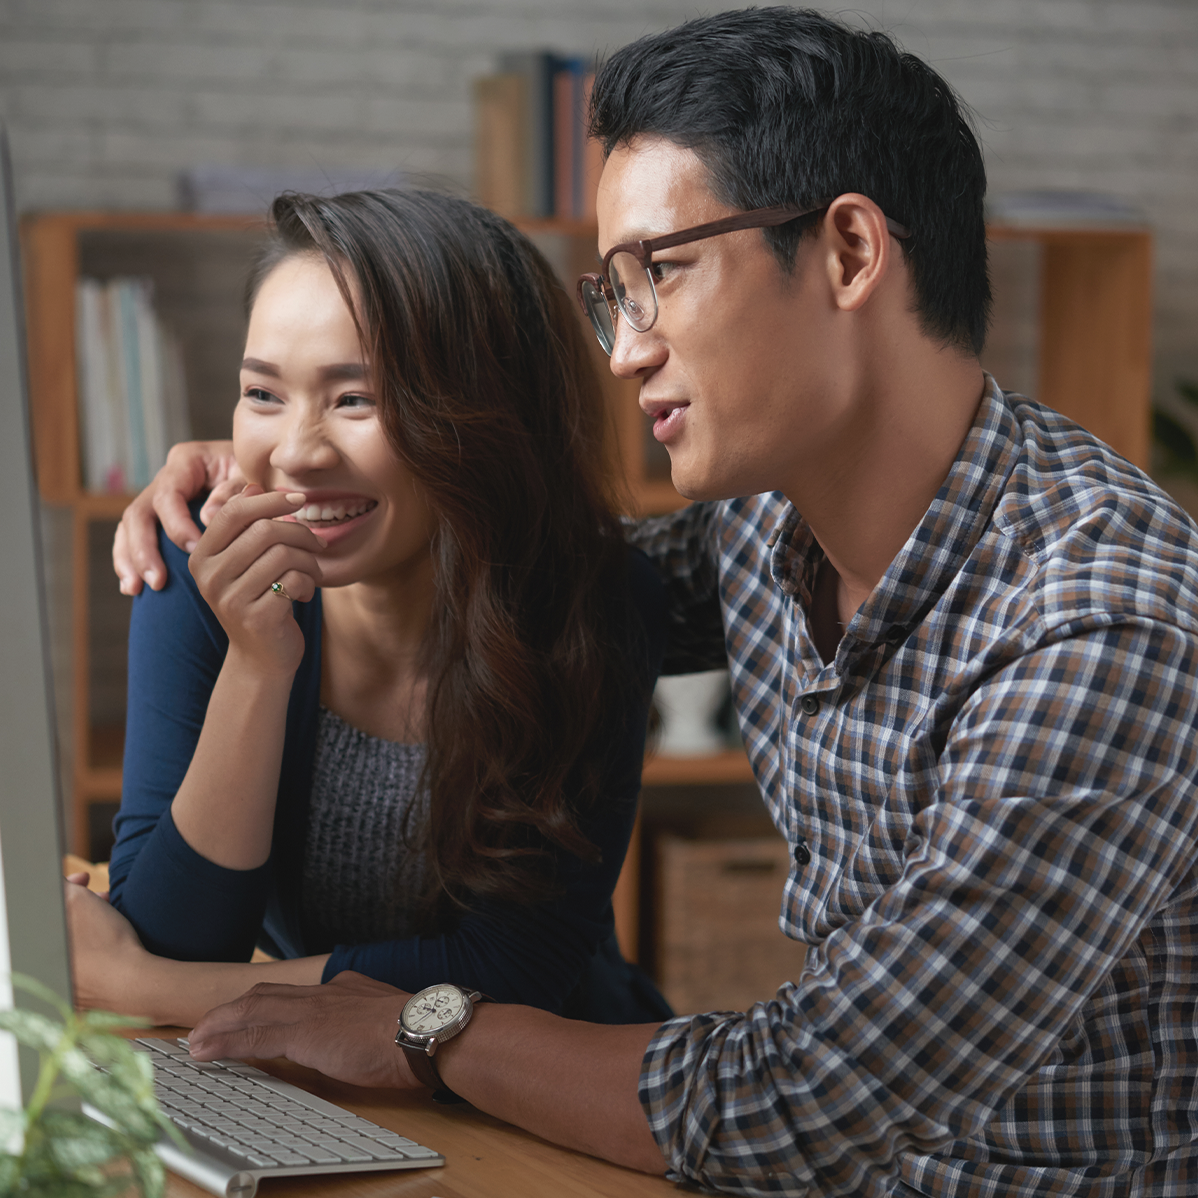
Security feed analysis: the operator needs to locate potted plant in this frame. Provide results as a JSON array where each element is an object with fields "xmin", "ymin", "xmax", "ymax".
[{"xmin": 0, "ymin": 974, "xmax": 182, "ymax": 1197}]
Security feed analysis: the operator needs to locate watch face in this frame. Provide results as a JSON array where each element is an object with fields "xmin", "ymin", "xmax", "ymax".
[{"xmin": 403, "ymin": 984, "xmax": 466, "ymax": 1035}]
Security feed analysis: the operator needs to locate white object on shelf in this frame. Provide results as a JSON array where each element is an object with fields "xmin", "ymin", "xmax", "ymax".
[
  {"xmin": 654, "ymin": 670, "xmax": 729, "ymax": 757},
  {"xmin": 985, "ymin": 190, "xmax": 1147, "ymax": 228},
  {"xmin": 178, "ymin": 165, "xmax": 403, "ymax": 214}
]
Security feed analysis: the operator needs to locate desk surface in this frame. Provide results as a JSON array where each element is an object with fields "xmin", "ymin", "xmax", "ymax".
[{"xmin": 153, "ymin": 1037, "xmax": 677, "ymax": 1198}]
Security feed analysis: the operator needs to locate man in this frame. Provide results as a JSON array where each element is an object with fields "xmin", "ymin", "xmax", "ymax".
[{"xmin": 114, "ymin": 9, "xmax": 1198, "ymax": 1195}]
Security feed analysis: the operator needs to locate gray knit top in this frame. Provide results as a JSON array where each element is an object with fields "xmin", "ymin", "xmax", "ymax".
[{"xmin": 300, "ymin": 706, "xmax": 429, "ymax": 952}]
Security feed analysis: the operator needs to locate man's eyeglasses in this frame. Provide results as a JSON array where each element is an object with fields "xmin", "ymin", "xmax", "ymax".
[{"xmin": 575, "ymin": 201, "xmax": 911, "ymax": 355}]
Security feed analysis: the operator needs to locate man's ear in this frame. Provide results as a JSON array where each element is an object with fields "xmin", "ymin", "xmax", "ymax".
[{"xmin": 821, "ymin": 193, "xmax": 896, "ymax": 313}]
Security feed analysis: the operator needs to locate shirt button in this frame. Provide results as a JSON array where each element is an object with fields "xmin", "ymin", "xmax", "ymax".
[
  {"xmin": 800, "ymin": 694, "xmax": 820, "ymax": 716},
  {"xmin": 793, "ymin": 836, "xmax": 811, "ymax": 866}
]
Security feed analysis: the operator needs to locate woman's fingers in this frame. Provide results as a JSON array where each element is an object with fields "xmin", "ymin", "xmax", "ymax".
[
  {"xmin": 199, "ymin": 473, "xmax": 248, "ymax": 528},
  {"xmin": 197, "ymin": 487, "xmax": 315, "ymax": 557},
  {"xmin": 193, "ymin": 535, "xmax": 325, "ymax": 605}
]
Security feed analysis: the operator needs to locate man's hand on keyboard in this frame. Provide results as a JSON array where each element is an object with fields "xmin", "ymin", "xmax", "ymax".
[{"xmin": 187, "ymin": 971, "xmax": 419, "ymax": 1091}]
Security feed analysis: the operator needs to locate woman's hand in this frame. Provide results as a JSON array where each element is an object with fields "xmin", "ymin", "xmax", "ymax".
[
  {"xmin": 113, "ymin": 440, "xmax": 243, "ymax": 596},
  {"xmin": 65, "ymin": 874, "xmax": 153, "ymax": 1015},
  {"xmin": 188, "ymin": 486, "xmax": 327, "ymax": 678}
]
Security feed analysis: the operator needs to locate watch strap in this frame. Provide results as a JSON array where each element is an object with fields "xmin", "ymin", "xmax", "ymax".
[
  {"xmin": 401, "ymin": 1042, "xmax": 462, "ymax": 1105},
  {"xmin": 398, "ymin": 989, "xmax": 493, "ymax": 1105}
]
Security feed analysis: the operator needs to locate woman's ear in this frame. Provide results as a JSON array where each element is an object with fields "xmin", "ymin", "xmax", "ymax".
[{"xmin": 821, "ymin": 193, "xmax": 896, "ymax": 313}]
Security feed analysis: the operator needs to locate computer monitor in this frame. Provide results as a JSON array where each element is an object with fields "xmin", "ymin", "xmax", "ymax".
[{"xmin": 0, "ymin": 126, "xmax": 74, "ymax": 1107}]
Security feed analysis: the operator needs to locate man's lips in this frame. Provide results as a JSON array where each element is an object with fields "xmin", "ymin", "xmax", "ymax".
[{"xmin": 643, "ymin": 400, "xmax": 689, "ymax": 443}]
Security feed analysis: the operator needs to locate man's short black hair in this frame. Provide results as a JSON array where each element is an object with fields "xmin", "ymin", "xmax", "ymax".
[{"xmin": 590, "ymin": 7, "xmax": 991, "ymax": 356}]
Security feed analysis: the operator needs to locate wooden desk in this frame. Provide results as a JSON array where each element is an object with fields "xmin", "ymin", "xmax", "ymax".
[{"xmin": 142, "ymin": 1033, "xmax": 676, "ymax": 1198}]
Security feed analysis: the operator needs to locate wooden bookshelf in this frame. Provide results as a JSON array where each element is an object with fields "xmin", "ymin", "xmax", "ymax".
[
  {"xmin": 985, "ymin": 224, "xmax": 1153, "ymax": 469},
  {"xmin": 21, "ymin": 212, "xmax": 269, "ymax": 855}
]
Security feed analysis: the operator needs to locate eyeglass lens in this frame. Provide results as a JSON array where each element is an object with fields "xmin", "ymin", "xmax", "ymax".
[
  {"xmin": 608, "ymin": 252, "xmax": 657, "ymax": 332},
  {"xmin": 579, "ymin": 279, "xmax": 616, "ymax": 354}
]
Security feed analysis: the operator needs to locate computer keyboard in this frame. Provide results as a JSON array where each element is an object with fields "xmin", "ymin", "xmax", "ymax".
[{"xmin": 97, "ymin": 1036, "xmax": 444, "ymax": 1198}]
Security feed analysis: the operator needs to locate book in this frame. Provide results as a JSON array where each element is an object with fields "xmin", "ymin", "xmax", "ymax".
[
  {"xmin": 498, "ymin": 51, "xmax": 556, "ymax": 218},
  {"xmin": 581, "ymin": 71, "xmax": 602, "ymax": 221},
  {"xmin": 476, "ymin": 52, "xmax": 604, "ymax": 221},
  {"xmin": 74, "ymin": 277, "xmax": 191, "ymax": 495},
  {"xmin": 75, "ymin": 279, "xmax": 123, "ymax": 493},
  {"xmin": 474, "ymin": 74, "xmax": 527, "ymax": 219}
]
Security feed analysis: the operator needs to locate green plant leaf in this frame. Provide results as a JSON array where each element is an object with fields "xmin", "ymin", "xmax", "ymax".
[
  {"xmin": 80, "ymin": 1010, "xmax": 153, "ymax": 1033},
  {"xmin": 8, "ymin": 973, "xmax": 72, "ymax": 1021},
  {"xmin": 0, "ymin": 1152, "xmax": 20, "ymax": 1193},
  {"xmin": 0, "ymin": 1007, "xmax": 64, "ymax": 1052},
  {"xmin": 130, "ymin": 1144, "xmax": 167, "ymax": 1198},
  {"xmin": 58, "ymin": 1069, "xmax": 159, "ymax": 1145},
  {"xmin": 80, "ymin": 1033, "xmax": 154, "ymax": 1095},
  {"xmin": 0, "ymin": 1105, "xmax": 26, "ymax": 1142}
]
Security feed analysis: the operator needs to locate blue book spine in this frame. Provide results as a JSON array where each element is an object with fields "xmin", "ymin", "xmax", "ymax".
[{"xmin": 118, "ymin": 281, "xmax": 150, "ymax": 491}]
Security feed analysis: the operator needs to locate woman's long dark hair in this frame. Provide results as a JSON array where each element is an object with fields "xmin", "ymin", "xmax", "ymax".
[{"xmin": 247, "ymin": 188, "xmax": 638, "ymax": 918}]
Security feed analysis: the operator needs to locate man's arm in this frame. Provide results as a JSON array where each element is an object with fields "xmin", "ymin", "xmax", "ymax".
[
  {"xmin": 626, "ymin": 502, "xmax": 728, "ymax": 674},
  {"xmin": 195, "ymin": 622, "xmax": 1198, "ymax": 1195},
  {"xmin": 113, "ymin": 440, "xmax": 242, "ymax": 594},
  {"xmin": 188, "ymin": 972, "xmax": 667, "ymax": 1174}
]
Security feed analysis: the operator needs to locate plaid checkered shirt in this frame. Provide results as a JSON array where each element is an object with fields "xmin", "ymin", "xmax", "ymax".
[{"xmin": 627, "ymin": 379, "xmax": 1198, "ymax": 1197}]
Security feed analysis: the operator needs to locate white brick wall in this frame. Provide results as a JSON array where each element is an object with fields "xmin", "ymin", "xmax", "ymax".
[{"xmin": 1, "ymin": 0, "xmax": 1194, "ymax": 389}]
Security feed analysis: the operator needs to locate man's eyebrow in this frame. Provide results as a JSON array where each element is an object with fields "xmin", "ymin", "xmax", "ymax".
[{"xmin": 240, "ymin": 358, "xmax": 368, "ymax": 382}]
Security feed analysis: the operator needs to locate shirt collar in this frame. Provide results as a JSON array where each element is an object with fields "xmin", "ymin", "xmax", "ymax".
[{"xmin": 768, "ymin": 375, "xmax": 1019, "ymax": 655}]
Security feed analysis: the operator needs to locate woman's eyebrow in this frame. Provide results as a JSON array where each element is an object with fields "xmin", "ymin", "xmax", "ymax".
[
  {"xmin": 241, "ymin": 356, "xmax": 280, "ymax": 376},
  {"xmin": 319, "ymin": 362, "xmax": 369, "ymax": 382},
  {"xmin": 240, "ymin": 358, "xmax": 368, "ymax": 382}
]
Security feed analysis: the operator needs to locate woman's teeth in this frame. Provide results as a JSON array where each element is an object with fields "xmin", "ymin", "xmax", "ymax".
[{"xmin": 296, "ymin": 501, "xmax": 373, "ymax": 524}]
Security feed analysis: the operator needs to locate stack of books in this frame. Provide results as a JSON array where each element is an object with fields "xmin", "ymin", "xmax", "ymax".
[
  {"xmin": 75, "ymin": 277, "xmax": 190, "ymax": 495},
  {"xmin": 474, "ymin": 51, "xmax": 603, "ymax": 221}
]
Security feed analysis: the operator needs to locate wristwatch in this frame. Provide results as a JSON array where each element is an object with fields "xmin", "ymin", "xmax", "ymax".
[{"xmin": 395, "ymin": 983, "xmax": 490, "ymax": 1104}]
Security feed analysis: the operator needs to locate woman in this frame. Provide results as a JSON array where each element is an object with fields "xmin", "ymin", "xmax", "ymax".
[{"xmin": 66, "ymin": 189, "xmax": 668, "ymax": 1029}]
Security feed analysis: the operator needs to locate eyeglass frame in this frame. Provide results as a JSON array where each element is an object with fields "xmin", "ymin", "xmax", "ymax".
[{"xmin": 575, "ymin": 200, "xmax": 912, "ymax": 351}]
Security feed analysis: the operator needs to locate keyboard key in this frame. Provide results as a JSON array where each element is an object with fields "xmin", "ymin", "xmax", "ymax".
[
  {"xmin": 400, "ymin": 1146, "xmax": 442, "ymax": 1160},
  {"xmin": 303, "ymin": 1149, "xmax": 345, "ymax": 1164},
  {"xmin": 368, "ymin": 1132, "xmax": 419, "ymax": 1146},
  {"xmin": 226, "ymin": 1064, "xmax": 270, "ymax": 1078},
  {"xmin": 359, "ymin": 1144, "xmax": 410, "ymax": 1161},
  {"xmin": 334, "ymin": 1135, "xmax": 398, "ymax": 1159},
  {"xmin": 137, "ymin": 1038, "xmax": 189, "ymax": 1057},
  {"xmin": 271, "ymin": 1152, "xmax": 313, "ymax": 1166},
  {"xmin": 244, "ymin": 1154, "xmax": 279, "ymax": 1168}
]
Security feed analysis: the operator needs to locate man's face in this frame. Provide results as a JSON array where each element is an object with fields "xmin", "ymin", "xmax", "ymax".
[{"xmin": 596, "ymin": 137, "xmax": 848, "ymax": 503}]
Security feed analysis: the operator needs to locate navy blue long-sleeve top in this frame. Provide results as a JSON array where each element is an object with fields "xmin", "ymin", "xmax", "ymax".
[{"xmin": 108, "ymin": 524, "xmax": 667, "ymax": 1021}]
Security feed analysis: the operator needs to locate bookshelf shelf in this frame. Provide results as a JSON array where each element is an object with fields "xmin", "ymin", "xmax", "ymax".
[{"xmin": 642, "ymin": 750, "xmax": 755, "ymax": 787}]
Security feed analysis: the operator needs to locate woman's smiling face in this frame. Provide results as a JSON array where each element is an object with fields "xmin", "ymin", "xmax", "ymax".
[{"xmin": 233, "ymin": 253, "xmax": 434, "ymax": 590}]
